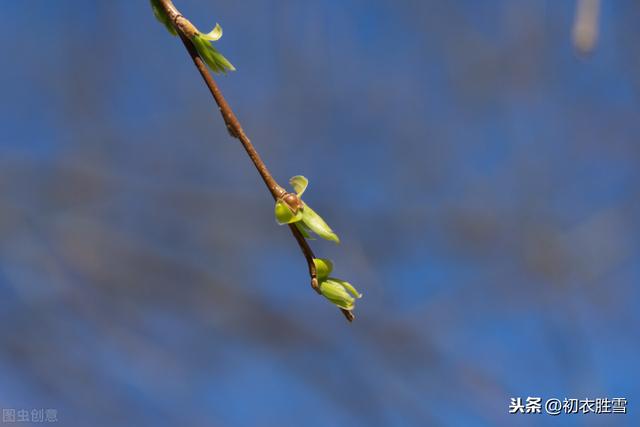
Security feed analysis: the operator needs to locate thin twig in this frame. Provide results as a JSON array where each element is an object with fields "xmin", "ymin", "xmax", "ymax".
[
  {"xmin": 288, "ymin": 224, "xmax": 354, "ymax": 322},
  {"xmin": 176, "ymin": 32, "xmax": 285, "ymax": 199},
  {"xmin": 157, "ymin": 0, "xmax": 354, "ymax": 322}
]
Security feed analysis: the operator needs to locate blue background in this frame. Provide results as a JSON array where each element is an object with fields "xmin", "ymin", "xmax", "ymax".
[{"xmin": 0, "ymin": 1, "xmax": 638, "ymax": 426}]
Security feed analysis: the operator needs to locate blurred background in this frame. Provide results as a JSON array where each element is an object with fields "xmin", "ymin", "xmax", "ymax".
[{"xmin": 0, "ymin": 0, "xmax": 638, "ymax": 426}]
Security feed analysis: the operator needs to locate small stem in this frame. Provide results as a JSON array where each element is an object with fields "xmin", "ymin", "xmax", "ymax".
[
  {"xmin": 288, "ymin": 224, "xmax": 319, "ymax": 292},
  {"xmin": 288, "ymin": 225, "xmax": 353, "ymax": 322}
]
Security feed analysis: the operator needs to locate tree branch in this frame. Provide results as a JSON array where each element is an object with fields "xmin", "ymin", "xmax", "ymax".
[{"xmin": 157, "ymin": 0, "xmax": 354, "ymax": 322}]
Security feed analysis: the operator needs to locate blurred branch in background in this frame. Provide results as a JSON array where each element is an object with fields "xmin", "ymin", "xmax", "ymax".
[{"xmin": 573, "ymin": 0, "xmax": 600, "ymax": 54}]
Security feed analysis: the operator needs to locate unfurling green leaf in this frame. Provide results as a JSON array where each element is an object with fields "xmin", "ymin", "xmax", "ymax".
[
  {"xmin": 275, "ymin": 177, "xmax": 338, "ymax": 243},
  {"xmin": 301, "ymin": 203, "xmax": 340, "ymax": 243},
  {"xmin": 289, "ymin": 175, "xmax": 308, "ymax": 197},
  {"xmin": 294, "ymin": 221, "xmax": 314, "ymax": 239},
  {"xmin": 313, "ymin": 258, "xmax": 333, "ymax": 281},
  {"xmin": 328, "ymin": 278, "xmax": 362, "ymax": 299},
  {"xmin": 316, "ymin": 258, "xmax": 362, "ymax": 311},
  {"xmin": 150, "ymin": 0, "xmax": 177, "ymax": 36},
  {"xmin": 319, "ymin": 279, "xmax": 361, "ymax": 311},
  {"xmin": 275, "ymin": 199, "xmax": 303, "ymax": 224},
  {"xmin": 202, "ymin": 23, "xmax": 223, "ymax": 41},
  {"xmin": 191, "ymin": 33, "xmax": 236, "ymax": 74}
]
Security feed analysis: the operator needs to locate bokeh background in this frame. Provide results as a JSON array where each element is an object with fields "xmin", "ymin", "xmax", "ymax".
[{"xmin": 1, "ymin": 1, "xmax": 638, "ymax": 426}]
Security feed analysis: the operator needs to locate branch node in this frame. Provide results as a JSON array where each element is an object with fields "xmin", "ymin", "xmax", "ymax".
[{"xmin": 311, "ymin": 277, "xmax": 320, "ymax": 293}]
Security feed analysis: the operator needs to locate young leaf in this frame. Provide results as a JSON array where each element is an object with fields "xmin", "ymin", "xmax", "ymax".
[
  {"xmin": 202, "ymin": 23, "xmax": 223, "ymax": 41},
  {"xmin": 328, "ymin": 278, "xmax": 362, "ymax": 299},
  {"xmin": 150, "ymin": 0, "xmax": 177, "ymax": 36},
  {"xmin": 319, "ymin": 279, "xmax": 356, "ymax": 310},
  {"xmin": 294, "ymin": 221, "xmax": 314, "ymax": 239},
  {"xmin": 301, "ymin": 203, "xmax": 340, "ymax": 243},
  {"xmin": 275, "ymin": 199, "xmax": 303, "ymax": 224},
  {"xmin": 313, "ymin": 258, "xmax": 333, "ymax": 281},
  {"xmin": 319, "ymin": 281, "xmax": 353, "ymax": 310},
  {"xmin": 191, "ymin": 33, "xmax": 236, "ymax": 74},
  {"xmin": 289, "ymin": 175, "xmax": 308, "ymax": 197}
]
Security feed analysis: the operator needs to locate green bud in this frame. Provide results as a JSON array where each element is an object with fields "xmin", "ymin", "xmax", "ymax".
[
  {"xmin": 301, "ymin": 203, "xmax": 340, "ymax": 243},
  {"xmin": 313, "ymin": 258, "xmax": 333, "ymax": 281},
  {"xmin": 275, "ymin": 199, "xmax": 303, "ymax": 225},
  {"xmin": 150, "ymin": 0, "xmax": 177, "ymax": 36},
  {"xmin": 191, "ymin": 32, "xmax": 236, "ymax": 74},
  {"xmin": 319, "ymin": 278, "xmax": 361, "ymax": 311},
  {"xmin": 278, "ymin": 175, "xmax": 338, "ymax": 242}
]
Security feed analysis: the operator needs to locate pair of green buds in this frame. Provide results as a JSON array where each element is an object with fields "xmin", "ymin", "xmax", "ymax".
[
  {"xmin": 313, "ymin": 258, "xmax": 362, "ymax": 311},
  {"xmin": 150, "ymin": 0, "xmax": 235, "ymax": 74},
  {"xmin": 276, "ymin": 176, "xmax": 362, "ymax": 312}
]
